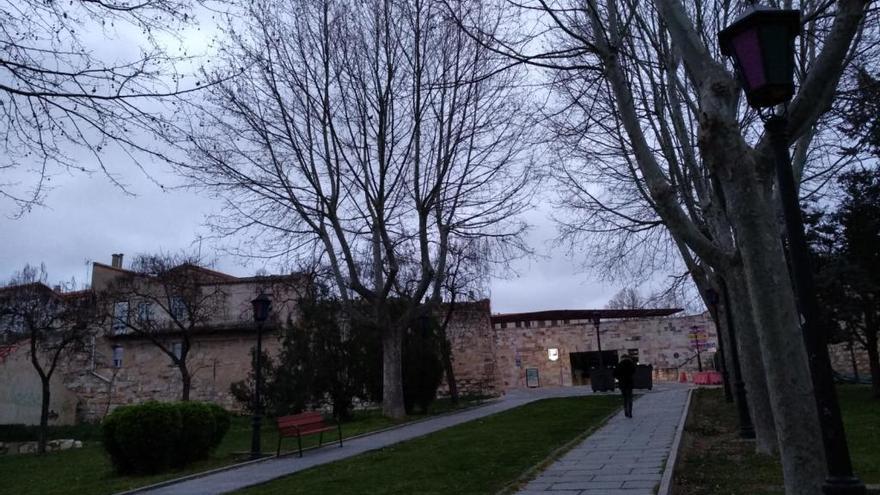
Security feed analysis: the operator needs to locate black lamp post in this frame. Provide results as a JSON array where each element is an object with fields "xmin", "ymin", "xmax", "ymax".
[
  {"xmin": 720, "ymin": 7, "xmax": 864, "ymax": 494},
  {"xmin": 250, "ymin": 292, "xmax": 271, "ymax": 460},
  {"xmin": 591, "ymin": 315, "xmax": 603, "ymax": 368},
  {"xmin": 705, "ymin": 286, "xmax": 755, "ymax": 439}
]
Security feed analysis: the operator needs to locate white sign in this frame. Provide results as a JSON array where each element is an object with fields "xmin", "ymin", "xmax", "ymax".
[{"xmin": 548, "ymin": 348, "xmax": 559, "ymax": 361}]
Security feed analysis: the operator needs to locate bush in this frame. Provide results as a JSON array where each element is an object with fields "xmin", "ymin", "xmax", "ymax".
[{"xmin": 101, "ymin": 401, "xmax": 230, "ymax": 474}]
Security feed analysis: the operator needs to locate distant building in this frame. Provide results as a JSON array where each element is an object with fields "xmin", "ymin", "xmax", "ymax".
[{"xmin": 2, "ymin": 253, "xmax": 729, "ymax": 426}]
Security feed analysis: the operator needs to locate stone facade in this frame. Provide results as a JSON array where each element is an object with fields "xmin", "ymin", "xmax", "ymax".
[
  {"xmin": 441, "ymin": 300, "xmax": 500, "ymax": 397},
  {"xmin": 828, "ymin": 340, "xmax": 877, "ymax": 379},
  {"xmin": 442, "ymin": 305, "xmax": 718, "ymax": 396}
]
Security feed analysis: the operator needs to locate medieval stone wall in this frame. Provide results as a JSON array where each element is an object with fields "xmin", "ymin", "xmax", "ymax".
[
  {"xmin": 62, "ymin": 331, "xmax": 283, "ymax": 423},
  {"xmin": 491, "ymin": 313, "xmax": 717, "ymax": 392},
  {"xmin": 440, "ymin": 300, "xmax": 499, "ymax": 397},
  {"xmin": 828, "ymin": 340, "xmax": 875, "ymax": 379}
]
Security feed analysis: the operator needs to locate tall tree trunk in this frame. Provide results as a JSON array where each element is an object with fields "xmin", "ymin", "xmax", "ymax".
[
  {"xmin": 865, "ymin": 332, "xmax": 880, "ymax": 399},
  {"xmin": 440, "ymin": 337, "xmax": 459, "ymax": 404},
  {"xmin": 728, "ymin": 185, "xmax": 826, "ymax": 494},
  {"xmin": 382, "ymin": 324, "xmax": 406, "ymax": 418},
  {"xmin": 725, "ymin": 270, "xmax": 778, "ymax": 455},
  {"xmin": 180, "ymin": 363, "xmax": 191, "ymax": 402},
  {"xmin": 38, "ymin": 377, "xmax": 51, "ymax": 455},
  {"xmin": 848, "ymin": 337, "xmax": 860, "ymax": 383}
]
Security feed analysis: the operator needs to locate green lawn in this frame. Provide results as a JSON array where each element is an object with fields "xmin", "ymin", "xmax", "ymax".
[
  {"xmin": 237, "ymin": 396, "xmax": 621, "ymax": 495},
  {"xmin": 0, "ymin": 400, "xmax": 483, "ymax": 495},
  {"xmin": 673, "ymin": 385, "xmax": 880, "ymax": 495}
]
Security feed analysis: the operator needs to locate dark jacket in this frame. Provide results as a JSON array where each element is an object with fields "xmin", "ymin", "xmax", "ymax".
[{"xmin": 614, "ymin": 358, "xmax": 636, "ymax": 390}]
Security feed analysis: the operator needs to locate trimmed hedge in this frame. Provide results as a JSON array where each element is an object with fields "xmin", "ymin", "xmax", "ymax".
[{"xmin": 101, "ymin": 401, "xmax": 230, "ymax": 474}]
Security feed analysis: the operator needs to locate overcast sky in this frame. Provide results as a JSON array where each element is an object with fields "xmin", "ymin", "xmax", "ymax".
[{"xmin": 0, "ymin": 2, "xmax": 673, "ymax": 315}]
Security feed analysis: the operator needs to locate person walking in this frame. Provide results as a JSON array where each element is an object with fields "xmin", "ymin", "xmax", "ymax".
[{"xmin": 614, "ymin": 355, "xmax": 636, "ymax": 418}]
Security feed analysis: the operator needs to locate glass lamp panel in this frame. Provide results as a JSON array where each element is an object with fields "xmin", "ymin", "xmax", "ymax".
[
  {"xmin": 759, "ymin": 23, "xmax": 796, "ymax": 99},
  {"xmin": 732, "ymin": 27, "xmax": 766, "ymax": 91}
]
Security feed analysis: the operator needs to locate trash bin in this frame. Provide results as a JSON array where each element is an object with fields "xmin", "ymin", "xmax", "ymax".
[
  {"xmin": 633, "ymin": 364, "xmax": 653, "ymax": 390},
  {"xmin": 590, "ymin": 367, "xmax": 615, "ymax": 392}
]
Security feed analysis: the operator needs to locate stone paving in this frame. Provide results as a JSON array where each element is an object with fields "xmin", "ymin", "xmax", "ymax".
[{"xmin": 516, "ymin": 386, "xmax": 690, "ymax": 495}]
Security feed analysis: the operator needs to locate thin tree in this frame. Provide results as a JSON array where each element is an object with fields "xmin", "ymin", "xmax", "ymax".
[
  {"xmin": 178, "ymin": 0, "xmax": 534, "ymax": 418},
  {"xmin": 0, "ymin": 264, "xmax": 97, "ymax": 454},
  {"xmin": 99, "ymin": 254, "xmax": 228, "ymax": 401}
]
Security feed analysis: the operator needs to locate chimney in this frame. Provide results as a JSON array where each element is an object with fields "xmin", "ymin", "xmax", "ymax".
[{"xmin": 111, "ymin": 253, "xmax": 124, "ymax": 269}]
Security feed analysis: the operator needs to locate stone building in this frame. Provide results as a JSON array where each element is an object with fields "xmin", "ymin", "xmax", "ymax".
[
  {"xmin": 443, "ymin": 306, "xmax": 719, "ymax": 396},
  {"xmin": 0, "ymin": 255, "xmax": 306, "ymax": 424}
]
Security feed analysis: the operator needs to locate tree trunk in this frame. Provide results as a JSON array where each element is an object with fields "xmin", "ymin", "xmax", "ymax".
[
  {"xmin": 725, "ymin": 270, "xmax": 778, "ymax": 455},
  {"xmin": 180, "ymin": 364, "xmax": 191, "ymax": 402},
  {"xmin": 440, "ymin": 337, "xmax": 459, "ymax": 404},
  {"xmin": 38, "ymin": 377, "xmax": 51, "ymax": 455},
  {"xmin": 382, "ymin": 324, "xmax": 406, "ymax": 419},
  {"xmin": 728, "ymin": 184, "xmax": 826, "ymax": 494},
  {"xmin": 865, "ymin": 333, "xmax": 880, "ymax": 399},
  {"xmin": 848, "ymin": 337, "xmax": 860, "ymax": 383}
]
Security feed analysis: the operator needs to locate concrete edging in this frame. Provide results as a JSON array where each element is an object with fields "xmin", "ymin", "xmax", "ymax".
[{"xmin": 657, "ymin": 387, "xmax": 693, "ymax": 495}]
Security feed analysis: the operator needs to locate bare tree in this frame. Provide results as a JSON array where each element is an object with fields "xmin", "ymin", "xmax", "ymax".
[
  {"xmin": 98, "ymin": 254, "xmax": 229, "ymax": 401},
  {"xmin": 452, "ymin": 1, "xmax": 876, "ymax": 492},
  {"xmin": 0, "ymin": 264, "xmax": 97, "ymax": 454},
  {"xmin": 178, "ymin": 0, "xmax": 534, "ymax": 418},
  {"xmin": 605, "ymin": 288, "xmax": 646, "ymax": 310},
  {"xmin": 0, "ymin": 0, "xmax": 211, "ymax": 214}
]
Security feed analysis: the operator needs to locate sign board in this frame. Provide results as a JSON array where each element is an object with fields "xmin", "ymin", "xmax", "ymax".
[
  {"xmin": 548, "ymin": 348, "xmax": 559, "ymax": 361},
  {"xmin": 525, "ymin": 367, "xmax": 540, "ymax": 388},
  {"xmin": 688, "ymin": 326, "xmax": 713, "ymax": 351}
]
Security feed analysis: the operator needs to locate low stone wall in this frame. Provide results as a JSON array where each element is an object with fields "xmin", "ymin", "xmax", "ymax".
[
  {"xmin": 829, "ymin": 341, "xmax": 875, "ymax": 379},
  {"xmin": 0, "ymin": 439, "xmax": 83, "ymax": 456}
]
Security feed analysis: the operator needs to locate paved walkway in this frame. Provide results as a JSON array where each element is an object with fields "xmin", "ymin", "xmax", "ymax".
[
  {"xmin": 516, "ymin": 386, "xmax": 690, "ymax": 495},
  {"xmin": 128, "ymin": 386, "xmax": 603, "ymax": 495}
]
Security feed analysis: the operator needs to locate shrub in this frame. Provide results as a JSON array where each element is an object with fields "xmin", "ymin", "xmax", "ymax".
[
  {"xmin": 175, "ymin": 402, "xmax": 216, "ymax": 467},
  {"xmin": 206, "ymin": 403, "xmax": 231, "ymax": 449},
  {"xmin": 102, "ymin": 401, "xmax": 230, "ymax": 474}
]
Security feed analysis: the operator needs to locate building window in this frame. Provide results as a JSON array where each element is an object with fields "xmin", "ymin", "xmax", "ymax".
[
  {"xmin": 551, "ymin": 319, "xmax": 558, "ymax": 327},
  {"xmin": 112, "ymin": 345, "xmax": 124, "ymax": 368},
  {"xmin": 136, "ymin": 302, "xmax": 153, "ymax": 324},
  {"xmin": 170, "ymin": 296, "xmax": 187, "ymax": 321},
  {"xmin": 515, "ymin": 321, "xmax": 522, "ymax": 328},
  {"xmin": 500, "ymin": 322, "xmax": 507, "ymax": 329},
  {"xmin": 524, "ymin": 320, "xmax": 531, "ymax": 328},
  {"xmin": 172, "ymin": 342, "xmax": 183, "ymax": 360},
  {"xmin": 113, "ymin": 301, "xmax": 129, "ymax": 334}
]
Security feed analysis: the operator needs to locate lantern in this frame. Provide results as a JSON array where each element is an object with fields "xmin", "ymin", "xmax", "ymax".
[
  {"xmin": 251, "ymin": 292, "xmax": 271, "ymax": 323},
  {"xmin": 719, "ymin": 6, "xmax": 801, "ymax": 108}
]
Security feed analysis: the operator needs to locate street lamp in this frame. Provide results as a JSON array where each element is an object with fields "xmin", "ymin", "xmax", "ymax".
[
  {"xmin": 720, "ymin": 6, "xmax": 864, "ymax": 494},
  {"xmin": 250, "ymin": 292, "xmax": 271, "ymax": 460},
  {"xmin": 705, "ymin": 287, "xmax": 755, "ymax": 439}
]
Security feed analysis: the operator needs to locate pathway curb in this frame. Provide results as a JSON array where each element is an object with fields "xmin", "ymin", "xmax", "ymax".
[{"xmin": 657, "ymin": 387, "xmax": 693, "ymax": 495}]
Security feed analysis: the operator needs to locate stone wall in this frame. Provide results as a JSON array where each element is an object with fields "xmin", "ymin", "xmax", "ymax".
[
  {"xmin": 62, "ymin": 331, "xmax": 283, "ymax": 423},
  {"xmin": 828, "ymin": 340, "xmax": 875, "ymax": 379},
  {"xmin": 0, "ymin": 344, "xmax": 78, "ymax": 425},
  {"xmin": 491, "ymin": 313, "xmax": 717, "ymax": 392},
  {"xmin": 440, "ymin": 300, "xmax": 499, "ymax": 397}
]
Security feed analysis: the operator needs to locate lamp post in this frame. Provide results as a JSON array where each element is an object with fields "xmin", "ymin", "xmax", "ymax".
[
  {"xmin": 705, "ymin": 286, "xmax": 755, "ymax": 439},
  {"xmin": 592, "ymin": 315, "xmax": 603, "ymax": 368},
  {"xmin": 250, "ymin": 292, "xmax": 271, "ymax": 460},
  {"xmin": 720, "ymin": 7, "xmax": 864, "ymax": 494}
]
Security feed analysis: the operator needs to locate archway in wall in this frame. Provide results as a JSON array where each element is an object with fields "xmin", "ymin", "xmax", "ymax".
[{"xmin": 569, "ymin": 350, "xmax": 619, "ymax": 386}]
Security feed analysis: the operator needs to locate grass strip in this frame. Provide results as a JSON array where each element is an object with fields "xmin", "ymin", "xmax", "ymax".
[
  {"xmin": 672, "ymin": 385, "xmax": 879, "ymax": 495},
  {"xmin": 237, "ymin": 396, "xmax": 620, "ymax": 495},
  {"xmin": 0, "ymin": 397, "xmax": 483, "ymax": 495}
]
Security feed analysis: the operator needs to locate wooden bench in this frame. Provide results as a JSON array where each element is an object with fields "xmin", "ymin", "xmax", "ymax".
[{"xmin": 276, "ymin": 411, "xmax": 342, "ymax": 457}]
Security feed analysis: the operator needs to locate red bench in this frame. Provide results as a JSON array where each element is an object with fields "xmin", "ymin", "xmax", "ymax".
[{"xmin": 276, "ymin": 411, "xmax": 342, "ymax": 457}]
